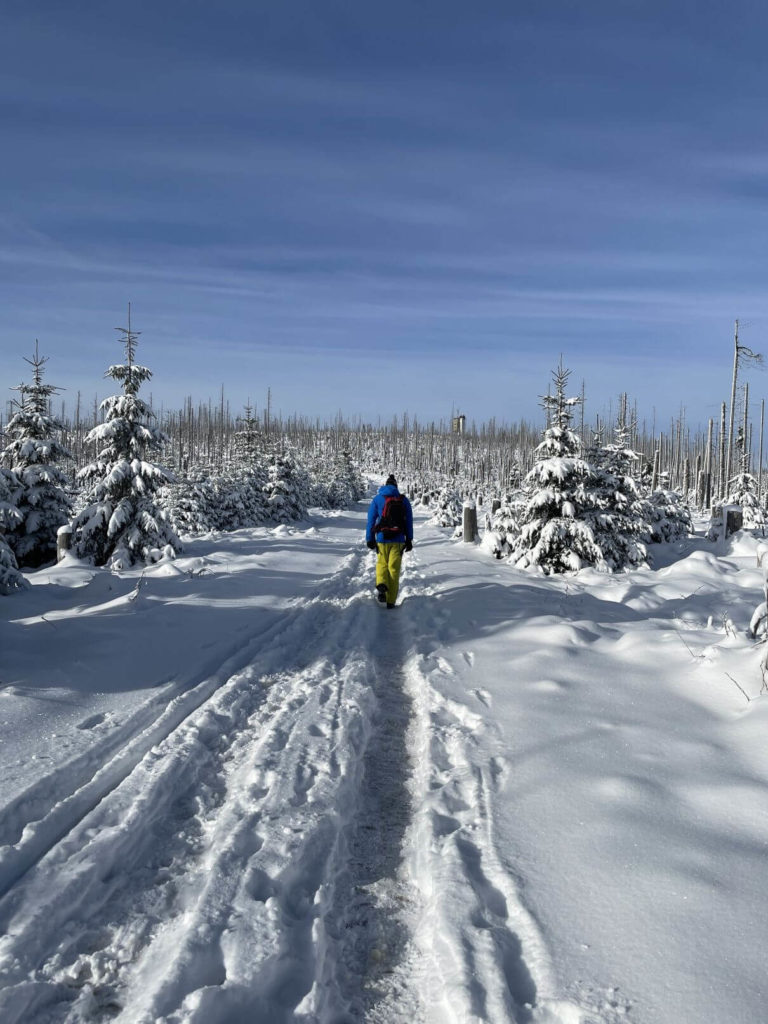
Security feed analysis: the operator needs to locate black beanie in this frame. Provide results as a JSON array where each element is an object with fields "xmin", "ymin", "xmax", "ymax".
[{"xmin": 385, "ymin": 474, "xmax": 397, "ymax": 487}]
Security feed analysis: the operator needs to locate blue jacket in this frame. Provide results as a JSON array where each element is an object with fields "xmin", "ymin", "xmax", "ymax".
[{"xmin": 367, "ymin": 485, "xmax": 414, "ymax": 544}]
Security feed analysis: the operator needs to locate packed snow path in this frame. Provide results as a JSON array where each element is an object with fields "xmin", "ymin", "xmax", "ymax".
[{"xmin": 3, "ymin": 501, "xmax": 768, "ymax": 1023}]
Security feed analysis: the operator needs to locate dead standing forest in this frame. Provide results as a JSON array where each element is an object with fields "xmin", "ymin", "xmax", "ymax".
[{"xmin": 1, "ymin": 320, "xmax": 763, "ymax": 510}]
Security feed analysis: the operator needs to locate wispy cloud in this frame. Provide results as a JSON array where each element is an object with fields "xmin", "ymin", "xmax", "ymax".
[{"xmin": 2, "ymin": 3, "xmax": 768, "ymax": 425}]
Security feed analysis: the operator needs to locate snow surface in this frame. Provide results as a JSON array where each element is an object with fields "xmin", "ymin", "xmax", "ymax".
[{"xmin": 1, "ymin": 497, "xmax": 768, "ymax": 1023}]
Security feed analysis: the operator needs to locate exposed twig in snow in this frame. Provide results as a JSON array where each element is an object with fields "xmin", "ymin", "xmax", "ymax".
[
  {"xmin": 725, "ymin": 672, "xmax": 752, "ymax": 703},
  {"xmin": 129, "ymin": 570, "xmax": 148, "ymax": 602},
  {"xmin": 675, "ymin": 631, "xmax": 705, "ymax": 661}
]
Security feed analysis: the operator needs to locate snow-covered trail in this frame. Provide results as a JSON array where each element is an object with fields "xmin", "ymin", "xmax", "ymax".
[
  {"xmin": 398, "ymin": 525, "xmax": 768, "ymax": 1024},
  {"xmin": 0, "ymin": 500, "xmax": 571, "ymax": 1024},
  {"xmin": 0, "ymin": 509, "xmax": 420, "ymax": 1022},
  {"xmin": 3, "ymin": 500, "xmax": 768, "ymax": 1023}
]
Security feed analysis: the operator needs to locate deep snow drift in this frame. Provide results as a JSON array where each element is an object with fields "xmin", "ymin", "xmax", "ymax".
[{"xmin": 1, "ymin": 500, "xmax": 767, "ymax": 1024}]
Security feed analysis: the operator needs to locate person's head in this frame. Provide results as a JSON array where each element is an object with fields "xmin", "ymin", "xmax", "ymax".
[{"xmin": 385, "ymin": 474, "xmax": 397, "ymax": 488}]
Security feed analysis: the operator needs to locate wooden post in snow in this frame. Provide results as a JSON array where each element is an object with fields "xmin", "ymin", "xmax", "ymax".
[
  {"xmin": 463, "ymin": 502, "xmax": 478, "ymax": 543},
  {"xmin": 57, "ymin": 525, "xmax": 72, "ymax": 562},
  {"xmin": 724, "ymin": 504, "xmax": 743, "ymax": 538}
]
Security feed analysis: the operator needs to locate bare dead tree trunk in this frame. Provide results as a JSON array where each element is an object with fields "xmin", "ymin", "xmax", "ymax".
[
  {"xmin": 759, "ymin": 399, "xmax": 765, "ymax": 504},
  {"xmin": 718, "ymin": 401, "xmax": 727, "ymax": 499},
  {"xmin": 726, "ymin": 319, "xmax": 740, "ymax": 488}
]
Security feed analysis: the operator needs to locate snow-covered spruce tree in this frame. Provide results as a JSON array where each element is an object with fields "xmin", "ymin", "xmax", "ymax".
[
  {"xmin": 1, "ymin": 344, "xmax": 72, "ymax": 567},
  {"xmin": 329, "ymin": 450, "xmax": 365, "ymax": 506},
  {"xmin": 232, "ymin": 402, "xmax": 262, "ymax": 465},
  {"xmin": 725, "ymin": 427, "xmax": 765, "ymax": 529},
  {"xmin": 481, "ymin": 493, "xmax": 527, "ymax": 559},
  {"xmin": 72, "ymin": 312, "xmax": 181, "ymax": 567},
  {"xmin": 428, "ymin": 484, "xmax": 464, "ymax": 527},
  {"xmin": 482, "ymin": 502, "xmax": 518, "ymax": 559},
  {"xmin": 0, "ymin": 467, "xmax": 26, "ymax": 593},
  {"xmin": 158, "ymin": 474, "xmax": 219, "ymax": 537},
  {"xmin": 512, "ymin": 362, "xmax": 604, "ymax": 574},
  {"xmin": 314, "ymin": 449, "xmax": 366, "ymax": 509},
  {"xmin": 648, "ymin": 489, "xmax": 693, "ymax": 542},
  {"xmin": 205, "ymin": 464, "xmax": 267, "ymax": 530},
  {"xmin": 727, "ymin": 473, "xmax": 764, "ymax": 528},
  {"xmin": 263, "ymin": 448, "xmax": 309, "ymax": 523},
  {"xmin": 231, "ymin": 405, "xmax": 269, "ymax": 524},
  {"xmin": 584, "ymin": 408, "xmax": 651, "ymax": 571}
]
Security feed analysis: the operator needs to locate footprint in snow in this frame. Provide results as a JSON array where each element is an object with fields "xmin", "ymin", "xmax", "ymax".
[
  {"xmin": 489, "ymin": 756, "xmax": 509, "ymax": 791},
  {"xmin": 531, "ymin": 678, "xmax": 568, "ymax": 693},
  {"xmin": 432, "ymin": 810, "xmax": 462, "ymax": 838},
  {"xmin": 76, "ymin": 712, "xmax": 106, "ymax": 730}
]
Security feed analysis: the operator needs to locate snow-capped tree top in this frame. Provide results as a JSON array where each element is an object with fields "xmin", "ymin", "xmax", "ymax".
[
  {"xmin": 538, "ymin": 360, "xmax": 582, "ymax": 433},
  {"xmin": 535, "ymin": 427, "xmax": 581, "ymax": 459},
  {"xmin": 10, "ymin": 341, "xmax": 62, "ymax": 415},
  {"xmin": 107, "ymin": 306, "xmax": 150, "ymax": 396},
  {"xmin": 106, "ymin": 362, "xmax": 153, "ymax": 394}
]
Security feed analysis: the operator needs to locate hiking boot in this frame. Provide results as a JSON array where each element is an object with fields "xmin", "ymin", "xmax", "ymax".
[
  {"xmin": 387, "ymin": 602, "xmax": 396, "ymax": 609},
  {"xmin": 376, "ymin": 584, "xmax": 387, "ymax": 603}
]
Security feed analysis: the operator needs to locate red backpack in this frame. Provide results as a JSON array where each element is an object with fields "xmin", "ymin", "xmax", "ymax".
[{"xmin": 377, "ymin": 494, "xmax": 406, "ymax": 539}]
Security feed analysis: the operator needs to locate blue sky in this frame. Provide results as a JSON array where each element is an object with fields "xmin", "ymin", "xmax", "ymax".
[{"xmin": 2, "ymin": 0, "xmax": 768, "ymax": 429}]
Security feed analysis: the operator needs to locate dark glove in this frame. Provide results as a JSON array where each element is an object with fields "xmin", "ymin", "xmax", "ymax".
[
  {"xmin": 404, "ymin": 539, "xmax": 413, "ymax": 552},
  {"xmin": 367, "ymin": 540, "xmax": 377, "ymax": 551}
]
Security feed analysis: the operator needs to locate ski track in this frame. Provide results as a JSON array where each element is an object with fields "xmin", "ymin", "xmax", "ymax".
[
  {"xmin": 0, "ymin": 514, "xmax": 588, "ymax": 1023},
  {"xmin": 399, "ymin": 550, "xmax": 591, "ymax": 1024},
  {"xmin": 401, "ymin": 649, "xmax": 550, "ymax": 1024},
  {"xmin": 308, "ymin": 597, "xmax": 426, "ymax": 1024},
  {"xmin": 0, "ymin": 542, "xmax": 376, "ymax": 1023}
]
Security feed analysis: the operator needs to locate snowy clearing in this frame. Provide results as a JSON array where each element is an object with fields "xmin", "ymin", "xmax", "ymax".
[{"xmin": 1, "ymin": 500, "xmax": 768, "ymax": 1023}]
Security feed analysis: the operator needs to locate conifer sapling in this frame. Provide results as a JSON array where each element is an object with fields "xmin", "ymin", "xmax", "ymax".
[{"xmin": 72, "ymin": 309, "xmax": 181, "ymax": 567}]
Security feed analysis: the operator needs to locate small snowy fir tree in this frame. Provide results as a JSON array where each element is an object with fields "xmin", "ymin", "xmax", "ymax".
[
  {"xmin": 584, "ymin": 405, "xmax": 651, "ymax": 571},
  {"xmin": 205, "ymin": 465, "xmax": 267, "ymax": 530},
  {"xmin": 232, "ymin": 402, "xmax": 262, "ymax": 466},
  {"xmin": 725, "ymin": 428, "xmax": 765, "ymax": 529},
  {"xmin": 158, "ymin": 474, "xmax": 218, "ymax": 537},
  {"xmin": 1, "ymin": 343, "xmax": 72, "ymax": 567},
  {"xmin": 72, "ymin": 310, "xmax": 181, "ymax": 567},
  {"xmin": 0, "ymin": 467, "xmax": 26, "ymax": 593},
  {"xmin": 230, "ymin": 405, "xmax": 269, "ymax": 524},
  {"xmin": 648, "ymin": 489, "xmax": 692, "ymax": 542},
  {"xmin": 428, "ymin": 485, "xmax": 464, "ymax": 527},
  {"xmin": 512, "ymin": 362, "xmax": 604, "ymax": 574},
  {"xmin": 263, "ymin": 449, "xmax": 309, "ymax": 523},
  {"xmin": 323, "ymin": 450, "xmax": 366, "ymax": 508},
  {"xmin": 482, "ymin": 496, "xmax": 524, "ymax": 559}
]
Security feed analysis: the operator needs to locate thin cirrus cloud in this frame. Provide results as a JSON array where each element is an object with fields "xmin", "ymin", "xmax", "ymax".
[{"xmin": 2, "ymin": 2, "xmax": 768, "ymax": 426}]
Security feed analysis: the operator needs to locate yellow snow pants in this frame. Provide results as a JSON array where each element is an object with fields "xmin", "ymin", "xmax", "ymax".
[{"xmin": 376, "ymin": 542, "xmax": 405, "ymax": 605}]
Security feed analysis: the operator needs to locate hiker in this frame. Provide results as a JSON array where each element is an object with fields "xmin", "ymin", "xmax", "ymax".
[{"xmin": 366, "ymin": 474, "xmax": 414, "ymax": 608}]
